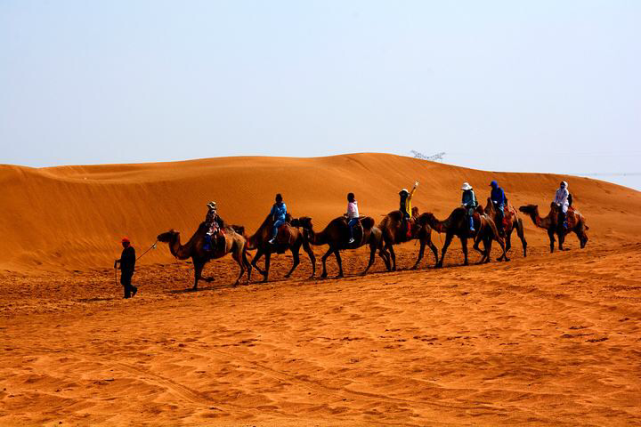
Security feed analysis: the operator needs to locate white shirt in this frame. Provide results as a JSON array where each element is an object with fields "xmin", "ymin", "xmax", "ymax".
[
  {"xmin": 347, "ymin": 201, "xmax": 359, "ymax": 219},
  {"xmin": 554, "ymin": 187, "xmax": 569, "ymax": 213}
]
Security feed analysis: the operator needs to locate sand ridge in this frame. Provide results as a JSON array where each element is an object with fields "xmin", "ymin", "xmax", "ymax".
[{"xmin": 2, "ymin": 153, "xmax": 640, "ymax": 272}]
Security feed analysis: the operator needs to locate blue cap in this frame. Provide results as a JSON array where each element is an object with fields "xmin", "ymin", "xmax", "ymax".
[{"xmin": 490, "ymin": 180, "xmax": 498, "ymax": 187}]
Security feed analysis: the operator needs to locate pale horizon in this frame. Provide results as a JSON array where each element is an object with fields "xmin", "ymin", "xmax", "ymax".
[{"xmin": 2, "ymin": 1, "xmax": 640, "ymax": 189}]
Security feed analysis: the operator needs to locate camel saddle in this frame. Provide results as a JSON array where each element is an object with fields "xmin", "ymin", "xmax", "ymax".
[
  {"xmin": 566, "ymin": 207, "xmax": 578, "ymax": 229},
  {"xmin": 275, "ymin": 224, "xmax": 296, "ymax": 246},
  {"xmin": 401, "ymin": 217, "xmax": 416, "ymax": 241},
  {"xmin": 345, "ymin": 216, "xmax": 366, "ymax": 246}
]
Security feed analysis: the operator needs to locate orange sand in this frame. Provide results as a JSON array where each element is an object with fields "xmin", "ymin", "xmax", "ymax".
[{"xmin": 1, "ymin": 153, "xmax": 640, "ymax": 425}]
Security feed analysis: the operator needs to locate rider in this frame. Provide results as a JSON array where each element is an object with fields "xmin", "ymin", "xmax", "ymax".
[
  {"xmin": 204, "ymin": 201, "xmax": 225, "ymax": 251},
  {"xmin": 399, "ymin": 181, "xmax": 419, "ymax": 238},
  {"xmin": 489, "ymin": 180, "xmax": 506, "ymax": 236},
  {"xmin": 399, "ymin": 181, "xmax": 419, "ymax": 220},
  {"xmin": 346, "ymin": 192, "xmax": 359, "ymax": 244},
  {"xmin": 268, "ymin": 193, "xmax": 287, "ymax": 245},
  {"xmin": 461, "ymin": 182, "xmax": 478, "ymax": 232},
  {"xmin": 553, "ymin": 181, "xmax": 570, "ymax": 229}
]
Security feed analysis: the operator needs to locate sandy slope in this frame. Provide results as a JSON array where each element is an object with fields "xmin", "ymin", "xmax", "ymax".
[
  {"xmin": 1, "ymin": 153, "xmax": 641, "ymax": 425},
  {"xmin": 1, "ymin": 153, "xmax": 640, "ymax": 271},
  {"xmin": 1, "ymin": 243, "xmax": 640, "ymax": 426}
]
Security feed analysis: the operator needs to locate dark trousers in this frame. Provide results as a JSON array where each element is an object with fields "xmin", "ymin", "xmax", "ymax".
[
  {"xmin": 120, "ymin": 271, "xmax": 137, "ymax": 298},
  {"xmin": 496, "ymin": 205, "xmax": 505, "ymax": 231}
]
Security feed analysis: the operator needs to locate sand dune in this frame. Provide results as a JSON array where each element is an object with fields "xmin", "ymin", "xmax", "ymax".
[
  {"xmin": 1, "ymin": 153, "xmax": 641, "ymax": 425},
  {"xmin": 1, "ymin": 153, "xmax": 640, "ymax": 272}
]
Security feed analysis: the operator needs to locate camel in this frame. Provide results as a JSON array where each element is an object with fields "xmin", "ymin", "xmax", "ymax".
[
  {"xmin": 483, "ymin": 198, "xmax": 528, "ymax": 257},
  {"xmin": 378, "ymin": 208, "xmax": 439, "ymax": 270},
  {"xmin": 157, "ymin": 223, "xmax": 251, "ymax": 290},
  {"xmin": 419, "ymin": 207, "xmax": 508, "ymax": 267},
  {"xmin": 297, "ymin": 216, "xmax": 391, "ymax": 278},
  {"xmin": 242, "ymin": 214, "xmax": 316, "ymax": 282},
  {"xmin": 518, "ymin": 203, "xmax": 588, "ymax": 252}
]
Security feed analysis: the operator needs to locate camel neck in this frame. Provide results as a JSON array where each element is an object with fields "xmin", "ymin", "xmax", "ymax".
[
  {"xmin": 307, "ymin": 228, "xmax": 326, "ymax": 245},
  {"xmin": 171, "ymin": 233, "xmax": 196, "ymax": 260}
]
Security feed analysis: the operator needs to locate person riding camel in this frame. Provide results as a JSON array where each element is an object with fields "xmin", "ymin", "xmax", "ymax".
[
  {"xmin": 554, "ymin": 181, "xmax": 570, "ymax": 229},
  {"xmin": 346, "ymin": 192, "xmax": 359, "ymax": 244},
  {"xmin": 203, "ymin": 201, "xmax": 225, "ymax": 251},
  {"xmin": 399, "ymin": 181, "xmax": 419, "ymax": 239},
  {"xmin": 489, "ymin": 180, "xmax": 506, "ymax": 236},
  {"xmin": 268, "ymin": 194, "xmax": 287, "ymax": 245},
  {"xmin": 399, "ymin": 181, "xmax": 419, "ymax": 220},
  {"xmin": 461, "ymin": 182, "xmax": 478, "ymax": 232}
]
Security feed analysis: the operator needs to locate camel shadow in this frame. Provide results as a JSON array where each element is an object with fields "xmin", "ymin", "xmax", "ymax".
[
  {"xmin": 78, "ymin": 297, "xmax": 116, "ymax": 303},
  {"xmin": 168, "ymin": 282, "xmax": 246, "ymax": 294}
]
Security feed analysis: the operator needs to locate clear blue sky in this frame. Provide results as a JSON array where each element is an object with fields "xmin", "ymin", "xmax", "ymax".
[{"xmin": 1, "ymin": 1, "xmax": 640, "ymax": 189}]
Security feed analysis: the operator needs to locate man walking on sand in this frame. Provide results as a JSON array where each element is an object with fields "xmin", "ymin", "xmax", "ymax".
[{"xmin": 114, "ymin": 237, "xmax": 137, "ymax": 299}]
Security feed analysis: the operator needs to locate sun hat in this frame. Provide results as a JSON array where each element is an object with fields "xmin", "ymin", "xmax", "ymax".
[
  {"xmin": 461, "ymin": 182, "xmax": 473, "ymax": 191},
  {"xmin": 207, "ymin": 201, "xmax": 217, "ymax": 209}
]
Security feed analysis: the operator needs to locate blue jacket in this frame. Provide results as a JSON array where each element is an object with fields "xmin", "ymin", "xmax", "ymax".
[
  {"xmin": 462, "ymin": 190, "xmax": 477, "ymax": 208},
  {"xmin": 490, "ymin": 187, "xmax": 506, "ymax": 206},
  {"xmin": 270, "ymin": 202, "xmax": 287, "ymax": 222}
]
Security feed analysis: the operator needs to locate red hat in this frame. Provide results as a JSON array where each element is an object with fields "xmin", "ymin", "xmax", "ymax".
[{"xmin": 121, "ymin": 237, "xmax": 130, "ymax": 243}]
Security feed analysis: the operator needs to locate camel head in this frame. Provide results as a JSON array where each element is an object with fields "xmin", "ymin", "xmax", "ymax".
[
  {"xmin": 297, "ymin": 216, "xmax": 313, "ymax": 230},
  {"xmin": 417, "ymin": 212, "xmax": 435, "ymax": 226},
  {"xmin": 519, "ymin": 205, "xmax": 538, "ymax": 215},
  {"xmin": 157, "ymin": 229, "xmax": 179, "ymax": 243}
]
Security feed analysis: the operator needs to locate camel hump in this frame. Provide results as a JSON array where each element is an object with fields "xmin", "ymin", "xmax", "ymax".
[
  {"xmin": 361, "ymin": 217, "xmax": 375, "ymax": 230},
  {"xmin": 386, "ymin": 210, "xmax": 404, "ymax": 222}
]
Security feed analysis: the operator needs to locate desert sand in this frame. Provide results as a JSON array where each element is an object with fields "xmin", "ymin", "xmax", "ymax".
[{"xmin": 1, "ymin": 153, "xmax": 640, "ymax": 426}]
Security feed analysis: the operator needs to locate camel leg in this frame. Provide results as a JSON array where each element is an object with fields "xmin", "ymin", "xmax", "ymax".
[
  {"xmin": 506, "ymin": 227, "xmax": 512, "ymax": 254},
  {"xmin": 437, "ymin": 233, "xmax": 454, "ymax": 268},
  {"xmin": 484, "ymin": 236, "xmax": 493, "ymax": 263},
  {"xmin": 412, "ymin": 240, "xmax": 425, "ymax": 270},
  {"xmin": 361, "ymin": 241, "xmax": 378, "ymax": 275},
  {"xmin": 516, "ymin": 218, "xmax": 527, "ymax": 257},
  {"xmin": 232, "ymin": 248, "xmax": 244, "ymax": 287},
  {"xmin": 380, "ymin": 246, "xmax": 392, "ymax": 271},
  {"xmin": 461, "ymin": 237, "xmax": 469, "ymax": 266},
  {"xmin": 548, "ymin": 229, "xmax": 556, "ymax": 253},
  {"xmin": 558, "ymin": 230, "xmax": 567, "ymax": 251},
  {"xmin": 320, "ymin": 247, "xmax": 334, "ymax": 279},
  {"xmin": 334, "ymin": 250, "xmax": 344, "ymax": 278},
  {"xmin": 428, "ymin": 240, "xmax": 439, "ymax": 268},
  {"xmin": 251, "ymin": 249, "xmax": 267, "ymax": 277},
  {"xmin": 473, "ymin": 235, "xmax": 486, "ymax": 263},
  {"xmin": 284, "ymin": 243, "xmax": 301, "ymax": 279},
  {"xmin": 262, "ymin": 252, "xmax": 272, "ymax": 282},
  {"xmin": 388, "ymin": 243, "xmax": 397, "ymax": 271},
  {"xmin": 302, "ymin": 240, "xmax": 316, "ymax": 278},
  {"xmin": 192, "ymin": 258, "xmax": 205, "ymax": 291},
  {"xmin": 243, "ymin": 249, "xmax": 252, "ymax": 283},
  {"xmin": 497, "ymin": 235, "xmax": 509, "ymax": 262}
]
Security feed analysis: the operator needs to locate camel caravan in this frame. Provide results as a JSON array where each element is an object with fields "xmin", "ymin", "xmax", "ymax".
[{"xmin": 157, "ymin": 180, "xmax": 588, "ymax": 290}]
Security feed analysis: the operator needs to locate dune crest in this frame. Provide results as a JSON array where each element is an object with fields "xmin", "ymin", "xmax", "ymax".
[{"xmin": 1, "ymin": 153, "xmax": 640, "ymax": 272}]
